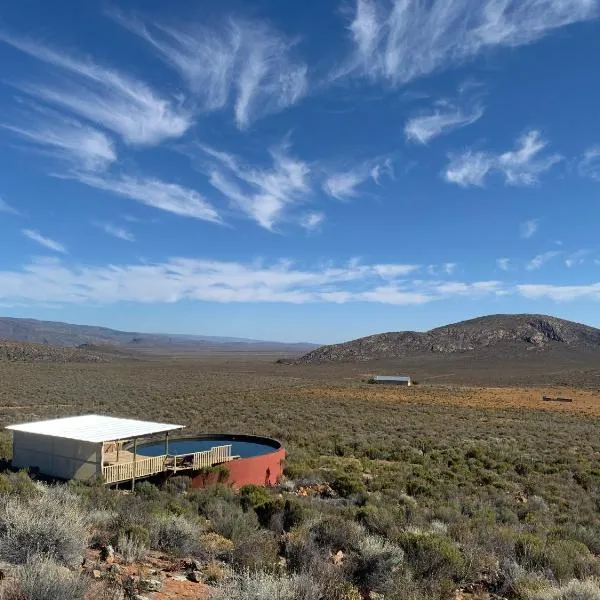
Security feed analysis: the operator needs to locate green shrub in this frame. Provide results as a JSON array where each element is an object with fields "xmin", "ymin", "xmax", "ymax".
[
  {"xmin": 545, "ymin": 539, "xmax": 599, "ymax": 581},
  {"xmin": 152, "ymin": 515, "xmax": 200, "ymax": 556},
  {"xmin": 283, "ymin": 499, "xmax": 305, "ymax": 531},
  {"xmin": 308, "ymin": 516, "xmax": 362, "ymax": 553},
  {"xmin": 239, "ymin": 485, "xmax": 271, "ymax": 511},
  {"xmin": 521, "ymin": 578, "xmax": 600, "ymax": 600},
  {"xmin": 400, "ymin": 532, "xmax": 466, "ymax": 581},
  {"xmin": 205, "ymin": 498, "xmax": 259, "ymax": 542},
  {"xmin": 330, "ymin": 473, "xmax": 366, "ymax": 498},
  {"xmin": 254, "ymin": 498, "xmax": 285, "ymax": 528},
  {"xmin": 117, "ymin": 532, "xmax": 147, "ymax": 564},
  {"xmin": 350, "ymin": 534, "xmax": 404, "ymax": 592}
]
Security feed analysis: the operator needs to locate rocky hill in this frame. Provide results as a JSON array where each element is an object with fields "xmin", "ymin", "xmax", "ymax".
[{"xmin": 298, "ymin": 314, "xmax": 600, "ymax": 363}]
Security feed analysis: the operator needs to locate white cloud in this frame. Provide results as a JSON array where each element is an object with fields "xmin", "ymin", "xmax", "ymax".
[
  {"xmin": 112, "ymin": 14, "xmax": 307, "ymax": 129},
  {"xmin": 405, "ymin": 91, "xmax": 484, "ymax": 144},
  {"xmin": 21, "ymin": 229, "xmax": 67, "ymax": 254},
  {"xmin": 94, "ymin": 221, "xmax": 135, "ymax": 242},
  {"xmin": 427, "ymin": 263, "xmax": 457, "ymax": 276},
  {"xmin": 74, "ymin": 173, "xmax": 222, "ymax": 223},
  {"xmin": 525, "ymin": 250, "xmax": 561, "ymax": 271},
  {"xmin": 0, "ymin": 197, "xmax": 20, "ymax": 216},
  {"xmin": 323, "ymin": 159, "xmax": 392, "ymax": 200},
  {"xmin": 0, "ymin": 256, "xmax": 511, "ymax": 306},
  {"xmin": 520, "ymin": 218, "xmax": 540, "ymax": 239},
  {"xmin": 518, "ymin": 283, "xmax": 600, "ymax": 301},
  {"xmin": 0, "ymin": 34, "xmax": 191, "ymax": 146},
  {"xmin": 496, "ymin": 258, "xmax": 511, "ymax": 271},
  {"xmin": 2, "ymin": 108, "xmax": 116, "ymax": 171},
  {"xmin": 202, "ymin": 144, "xmax": 310, "ymax": 230},
  {"xmin": 340, "ymin": 0, "xmax": 597, "ymax": 86},
  {"xmin": 445, "ymin": 130, "xmax": 561, "ymax": 187},
  {"xmin": 565, "ymin": 249, "xmax": 589, "ymax": 268},
  {"xmin": 578, "ymin": 146, "xmax": 600, "ymax": 181},
  {"xmin": 300, "ymin": 212, "xmax": 325, "ymax": 231}
]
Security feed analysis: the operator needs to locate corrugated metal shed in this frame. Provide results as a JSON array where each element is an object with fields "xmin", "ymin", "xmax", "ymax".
[{"xmin": 6, "ymin": 415, "xmax": 184, "ymax": 443}]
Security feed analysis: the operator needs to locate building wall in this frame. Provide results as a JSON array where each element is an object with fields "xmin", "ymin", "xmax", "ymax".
[
  {"xmin": 191, "ymin": 447, "xmax": 286, "ymax": 489},
  {"xmin": 12, "ymin": 431, "xmax": 102, "ymax": 481}
]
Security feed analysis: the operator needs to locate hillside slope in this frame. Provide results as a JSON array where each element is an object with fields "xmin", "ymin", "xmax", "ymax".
[
  {"xmin": 0, "ymin": 317, "xmax": 315, "ymax": 353},
  {"xmin": 0, "ymin": 340, "xmax": 109, "ymax": 363},
  {"xmin": 298, "ymin": 314, "xmax": 600, "ymax": 363}
]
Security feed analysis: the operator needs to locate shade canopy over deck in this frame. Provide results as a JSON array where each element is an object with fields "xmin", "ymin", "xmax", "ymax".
[{"xmin": 6, "ymin": 414, "xmax": 184, "ymax": 443}]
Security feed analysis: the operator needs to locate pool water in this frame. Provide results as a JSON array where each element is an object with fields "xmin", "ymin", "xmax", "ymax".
[{"xmin": 138, "ymin": 437, "xmax": 277, "ymax": 459}]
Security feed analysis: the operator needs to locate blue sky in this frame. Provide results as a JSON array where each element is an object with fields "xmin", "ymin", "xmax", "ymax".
[{"xmin": 1, "ymin": 0, "xmax": 600, "ymax": 343}]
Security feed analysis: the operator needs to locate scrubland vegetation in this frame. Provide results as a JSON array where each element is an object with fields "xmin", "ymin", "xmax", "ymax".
[{"xmin": 0, "ymin": 357, "xmax": 599, "ymax": 598}]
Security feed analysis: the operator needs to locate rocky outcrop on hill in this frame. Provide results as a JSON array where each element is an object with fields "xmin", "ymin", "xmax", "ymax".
[
  {"xmin": 298, "ymin": 314, "xmax": 600, "ymax": 363},
  {"xmin": 0, "ymin": 340, "xmax": 108, "ymax": 363}
]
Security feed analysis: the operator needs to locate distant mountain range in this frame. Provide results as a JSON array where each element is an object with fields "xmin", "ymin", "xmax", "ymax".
[
  {"xmin": 0, "ymin": 317, "xmax": 316, "ymax": 354},
  {"xmin": 298, "ymin": 314, "xmax": 600, "ymax": 363}
]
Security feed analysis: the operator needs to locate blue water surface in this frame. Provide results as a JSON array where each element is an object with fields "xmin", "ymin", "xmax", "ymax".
[{"xmin": 138, "ymin": 438, "xmax": 276, "ymax": 458}]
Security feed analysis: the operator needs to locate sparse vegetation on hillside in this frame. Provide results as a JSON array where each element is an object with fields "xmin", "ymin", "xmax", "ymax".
[{"xmin": 0, "ymin": 355, "xmax": 599, "ymax": 598}]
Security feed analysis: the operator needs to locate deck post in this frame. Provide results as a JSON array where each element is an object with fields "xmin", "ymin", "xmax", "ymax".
[
  {"xmin": 165, "ymin": 431, "xmax": 169, "ymax": 457},
  {"xmin": 116, "ymin": 440, "xmax": 120, "ymax": 463},
  {"xmin": 131, "ymin": 438, "xmax": 138, "ymax": 492}
]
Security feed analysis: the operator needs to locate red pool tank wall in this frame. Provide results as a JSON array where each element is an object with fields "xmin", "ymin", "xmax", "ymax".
[{"xmin": 189, "ymin": 434, "xmax": 285, "ymax": 489}]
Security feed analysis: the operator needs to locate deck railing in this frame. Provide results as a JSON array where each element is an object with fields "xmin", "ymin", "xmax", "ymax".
[{"xmin": 102, "ymin": 444, "xmax": 233, "ymax": 485}]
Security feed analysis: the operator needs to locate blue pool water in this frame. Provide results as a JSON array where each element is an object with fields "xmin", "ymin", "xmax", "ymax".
[{"xmin": 138, "ymin": 437, "xmax": 277, "ymax": 458}]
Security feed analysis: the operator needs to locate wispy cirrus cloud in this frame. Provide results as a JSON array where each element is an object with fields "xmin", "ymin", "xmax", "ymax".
[
  {"xmin": 323, "ymin": 158, "xmax": 393, "ymax": 200},
  {"xmin": 520, "ymin": 218, "xmax": 540, "ymax": 239},
  {"xmin": 0, "ymin": 34, "xmax": 192, "ymax": 146},
  {"xmin": 21, "ymin": 229, "xmax": 67, "ymax": 254},
  {"xmin": 525, "ymin": 250, "xmax": 562, "ymax": 271},
  {"xmin": 201, "ymin": 144, "xmax": 310, "ymax": 230},
  {"xmin": 2, "ymin": 106, "xmax": 116, "ymax": 171},
  {"xmin": 94, "ymin": 221, "xmax": 135, "ymax": 242},
  {"xmin": 0, "ymin": 197, "xmax": 21, "ymax": 216},
  {"xmin": 405, "ymin": 84, "xmax": 484, "ymax": 144},
  {"xmin": 339, "ymin": 0, "xmax": 597, "ymax": 87},
  {"xmin": 496, "ymin": 258, "xmax": 511, "ymax": 271},
  {"xmin": 300, "ymin": 212, "xmax": 325, "ymax": 231},
  {"xmin": 74, "ymin": 173, "xmax": 222, "ymax": 223},
  {"xmin": 519, "ymin": 282, "xmax": 600, "ymax": 301},
  {"xmin": 578, "ymin": 146, "xmax": 600, "ymax": 181},
  {"xmin": 112, "ymin": 13, "xmax": 307, "ymax": 129},
  {"xmin": 445, "ymin": 130, "xmax": 561, "ymax": 187},
  {"xmin": 0, "ymin": 255, "xmax": 508, "ymax": 306},
  {"xmin": 565, "ymin": 249, "xmax": 590, "ymax": 268}
]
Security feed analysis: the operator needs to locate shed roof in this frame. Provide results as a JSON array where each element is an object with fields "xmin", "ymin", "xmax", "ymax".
[
  {"xmin": 375, "ymin": 375, "xmax": 411, "ymax": 381},
  {"xmin": 6, "ymin": 415, "xmax": 184, "ymax": 443}
]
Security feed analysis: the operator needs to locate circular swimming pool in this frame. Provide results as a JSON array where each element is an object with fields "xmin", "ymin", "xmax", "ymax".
[{"xmin": 138, "ymin": 433, "xmax": 285, "ymax": 488}]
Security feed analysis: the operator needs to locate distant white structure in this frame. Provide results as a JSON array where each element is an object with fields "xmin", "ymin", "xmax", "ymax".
[{"xmin": 374, "ymin": 375, "xmax": 412, "ymax": 386}]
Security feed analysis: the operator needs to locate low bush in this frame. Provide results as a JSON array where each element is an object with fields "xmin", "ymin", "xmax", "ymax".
[
  {"xmin": 350, "ymin": 534, "xmax": 404, "ymax": 592},
  {"xmin": 330, "ymin": 473, "xmax": 366, "ymax": 498},
  {"xmin": 211, "ymin": 570, "xmax": 324, "ymax": 600},
  {"xmin": 117, "ymin": 532, "xmax": 148, "ymax": 564},
  {"xmin": 152, "ymin": 515, "xmax": 201, "ymax": 556},
  {"xmin": 522, "ymin": 578, "xmax": 600, "ymax": 600},
  {"xmin": 9, "ymin": 555, "xmax": 89, "ymax": 600},
  {"xmin": 0, "ymin": 485, "xmax": 88, "ymax": 567}
]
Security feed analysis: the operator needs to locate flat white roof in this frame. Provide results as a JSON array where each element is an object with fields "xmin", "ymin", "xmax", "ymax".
[
  {"xmin": 375, "ymin": 375, "xmax": 411, "ymax": 380},
  {"xmin": 6, "ymin": 415, "xmax": 184, "ymax": 443}
]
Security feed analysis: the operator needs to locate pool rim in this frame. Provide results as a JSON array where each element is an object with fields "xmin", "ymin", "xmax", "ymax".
[{"xmin": 135, "ymin": 432, "xmax": 283, "ymax": 456}]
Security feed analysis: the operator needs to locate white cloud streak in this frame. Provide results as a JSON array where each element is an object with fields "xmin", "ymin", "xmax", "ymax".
[
  {"xmin": 74, "ymin": 173, "xmax": 222, "ymax": 223},
  {"xmin": 0, "ymin": 197, "xmax": 21, "ymax": 216},
  {"xmin": 520, "ymin": 218, "xmax": 540, "ymax": 239},
  {"xmin": 519, "ymin": 283, "xmax": 600, "ymax": 301},
  {"xmin": 202, "ymin": 144, "xmax": 310, "ymax": 230},
  {"xmin": 2, "ymin": 108, "xmax": 116, "ymax": 171},
  {"xmin": 565, "ymin": 249, "xmax": 589, "ymax": 268},
  {"xmin": 496, "ymin": 258, "xmax": 511, "ymax": 271},
  {"xmin": 0, "ymin": 256, "xmax": 508, "ymax": 306},
  {"xmin": 579, "ymin": 146, "xmax": 600, "ymax": 181},
  {"xmin": 405, "ymin": 94, "xmax": 484, "ymax": 144},
  {"xmin": 0, "ymin": 34, "xmax": 192, "ymax": 146},
  {"xmin": 445, "ymin": 130, "xmax": 561, "ymax": 187},
  {"xmin": 323, "ymin": 159, "xmax": 393, "ymax": 200},
  {"xmin": 94, "ymin": 221, "xmax": 135, "ymax": 242},
  {"xmin": 112, "ymin": 14, "xmax": 307, "ymax": 129},
  {"xmin": 300, "ymin": 212, "xmax": 325, "ymax": 231},
  {"xmin": 526, "ymin": 251, "xmax": 561, "ymax": 271},
  {"xmin": 341, "ymin": 0, "xmax": 597, "ymax": 87},
  {"xmin": 21, "ymin": 229, "xmax": 67, "ymax": 254}
]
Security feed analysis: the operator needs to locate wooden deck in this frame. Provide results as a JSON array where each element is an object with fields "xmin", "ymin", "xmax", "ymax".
[{"xmin": 102, "ymin": 444, "xmax": 233, "ymax": 484}]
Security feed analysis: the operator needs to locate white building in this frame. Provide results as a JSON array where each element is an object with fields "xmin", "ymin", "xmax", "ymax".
[
  {"xmin": 6, "ymin": 414, "xmax": 185, "ymax": 484},
  {"xmin": 374, "ymin": 375, "xmax": 412, "ymax": 386}
]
